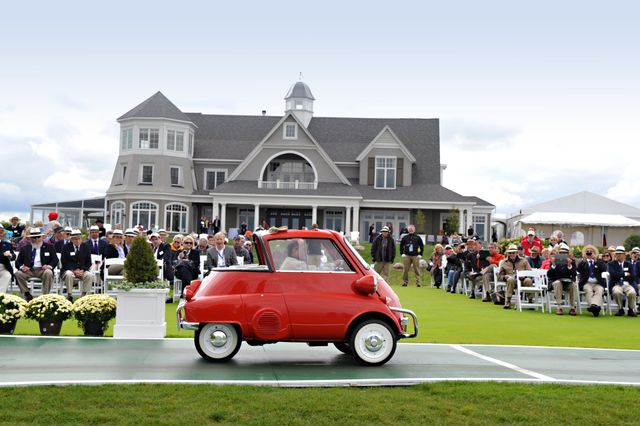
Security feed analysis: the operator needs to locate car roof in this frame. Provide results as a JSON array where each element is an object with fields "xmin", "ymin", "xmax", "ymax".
[{"xmin": 256, "ymin": 228, "xmax": 340, "ymax": 242}]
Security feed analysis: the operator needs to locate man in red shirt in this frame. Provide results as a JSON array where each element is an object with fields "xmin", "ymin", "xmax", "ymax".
[
  {"xmin": 479, "ymin": 242, "xmax": 505, "ymax": 301},
  {"xmin": 520, "ymin": 228, "xmax": 543, "ymax": 256}
]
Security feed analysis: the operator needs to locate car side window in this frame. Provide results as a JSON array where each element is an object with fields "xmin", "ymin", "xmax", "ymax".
[{"xmin": 269, "ymin": 238, "xmax": 354, "ymax": 272}]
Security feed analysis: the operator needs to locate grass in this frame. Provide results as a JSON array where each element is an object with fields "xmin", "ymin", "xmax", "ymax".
[
  {"xmin": 0, "ymin": 382, "xmax": 639, "ymax": 425},
  {"xmin": 11, "ymin": 243, "xmax": 640, "ymax": 349}
]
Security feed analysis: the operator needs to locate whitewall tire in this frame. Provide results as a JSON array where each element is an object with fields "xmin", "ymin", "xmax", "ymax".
[
  {"xmin": 350, "ymin": 319, "xmax": 397, "ymax": 366},
  {"xmin": 195, "ymin": 323, "xmax": 241, "ymax": 362}
]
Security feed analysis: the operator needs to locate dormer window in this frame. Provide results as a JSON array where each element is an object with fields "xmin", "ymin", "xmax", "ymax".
[
  {"xmin": 120, "ymin": 128, "xmax": 133, "ymax": 150},
  {"xmin": 283, "ymin": 123, "xmax": 297, "ymax": 140},
  {"xmin": 167, "ymin": 130, "xmax": 184, "ymax": 152},
  {"xmin": 374, "ymin": 156, "xmax": 396, "ymax": 189}
]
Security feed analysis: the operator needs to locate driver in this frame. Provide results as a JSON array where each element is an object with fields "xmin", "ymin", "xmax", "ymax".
[{"xmin": 280, "ymin": 240, "xmax": 307, "ymax": 270}]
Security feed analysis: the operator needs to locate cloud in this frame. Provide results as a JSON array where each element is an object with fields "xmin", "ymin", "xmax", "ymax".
[
  {"xmin": 53, "ymin": 94, "xmax": 86, "ymax": 110},
  {"xmin": 0, "ymin": 182, "xmax": 20, "ymax": 196},
  {"xmin": 441, "ymin": 119, "xmax": 520, "ymax": 151}
]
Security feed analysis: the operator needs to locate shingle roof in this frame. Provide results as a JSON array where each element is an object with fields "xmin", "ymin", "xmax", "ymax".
[
  {"xmin": 351, "ymin": 181, "xmax": 472, "ymax": 203},
  {"xmin": 118, "ymin": 92, "xmax": 193, "ymax": 123},
  {"xmin": 461, "ymin": 195, "xmax": 495, "ymax": 207},
  {"xmin": 189, "ymin": 114, "xmax": 441, "ymax": 184}
]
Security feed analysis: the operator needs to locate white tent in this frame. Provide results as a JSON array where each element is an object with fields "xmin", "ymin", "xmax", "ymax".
[{"xmin": 518, "ymin": 212, "xmax": 640, "ymax": 228}]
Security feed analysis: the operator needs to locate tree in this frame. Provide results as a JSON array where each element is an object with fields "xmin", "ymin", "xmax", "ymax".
[
  {"xmin": 124, "ymin": 235, "xmax": 159, "ymax": 284},
  {"xmin": 444, "ymin": 209, "xmax": 459, "ymax": 235},
  {"xmin": 414, "ymin": 210, "xmax": 426, "ymax": 234},
  {"xmin": 624, "ymin": 235, "xmax": 640, "ymax": 251}
]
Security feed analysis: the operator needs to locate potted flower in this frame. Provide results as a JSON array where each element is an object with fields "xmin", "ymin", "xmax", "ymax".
[
  {"xmin": 73, "ymin": 294, "xmax": 117, "ymax": 336},
  {"xmin": 112, "ymin": 235, "xmax": 169, "ymax": 339},
  {"xmin": 25, "ymin": 294, "xmax": 73, "ymax": 336},
  {"xmin": 0, "ymin": 293, "xmax": 28, "ymax": 335}
]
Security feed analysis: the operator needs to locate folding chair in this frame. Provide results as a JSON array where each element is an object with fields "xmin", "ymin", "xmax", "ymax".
[
  {"xmin": 199, "ymin": 255, "xmax": 207, "ymax": 279},
  {"xmin": 546, "ymin": 274, "xmax": 579, "ymax": 313},
  {"xmin": 103, "ymin": 258, "xmax": 125, "ymax": 294},
  {"xmin": 91, "ymin": 254, "xmax": 103, "ymax": 294},
  {"xmin": 156, "ymin": 259, "xmax": 164, "ymax": 281},
  {"xmin": 493, "ymin": 260, "xmax": 506, "ymax": 294},
  {"xmin": 173, "ymin": 278, "xmax": 182, "ymax": 303},
  {"xmin": 601, "ymin": 271, "xmax": 619, "ymax": 316},
  {"xmin": 515, "ymin": 269, "xmax": 548, "ymax": 312}
]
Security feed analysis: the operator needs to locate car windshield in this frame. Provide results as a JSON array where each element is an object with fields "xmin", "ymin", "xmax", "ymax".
[{"xmin": 343, "ymin": 236, "xmax": 370, "ymax": 270}]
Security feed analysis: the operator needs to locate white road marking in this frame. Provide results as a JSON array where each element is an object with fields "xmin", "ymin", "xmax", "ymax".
[{"xmin": 449, "ymin": 344, "xmax": 555, "ymax": 381}]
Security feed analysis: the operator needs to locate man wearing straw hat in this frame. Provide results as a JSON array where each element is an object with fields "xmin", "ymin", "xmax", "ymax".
[
  {"xmin": 14, "ymin": 228, "xmax": 59, "ymax": 301},
  {"xmin": 547, "ymin": 243, "xmax": 578, "ymax": 315},
  {"xmin": 497, "ymin": 244, "xmax": 532, "ymax": 309},
  {"xmin": 61, "ymin": 229, "xmax": 93, "ymax": 301}
]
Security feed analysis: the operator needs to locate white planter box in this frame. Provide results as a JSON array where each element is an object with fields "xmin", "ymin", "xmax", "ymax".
[{"xmin": 113, "ymin": 288, "xmax": 169, "ymax": 339}]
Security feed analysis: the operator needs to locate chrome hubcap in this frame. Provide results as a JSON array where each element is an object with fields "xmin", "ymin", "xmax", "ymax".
[
  {"xmin": 364, "ymin": 334, "xmax": 383, "ymax": 352},
  {"xmin": 210, "ymin": 330, "xmax": 228, "ymax": 348}
]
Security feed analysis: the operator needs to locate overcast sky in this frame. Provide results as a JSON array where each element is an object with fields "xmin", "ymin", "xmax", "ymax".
[{"xmin": 1, "ymin": 1, "xmax": 639, "ymax": 222}]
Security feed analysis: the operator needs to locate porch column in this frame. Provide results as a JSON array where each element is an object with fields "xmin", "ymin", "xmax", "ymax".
[
  {"xmin": 458, "ymin": 209, "xmax": 464, "ymax": 234},
  {"xmin": 311, "ymin": 205, "xmax": 317, "ymax": 226},
  {"xmin": 466, "ymin": 209, "xmax": 473, "ymax": 235},
  {"xmin": 212, "ymin": 201, "xmax": 219, "ymax": 222},
  {"xmin": 353, "ymin": 205, "xmax": 360, "ymax": 238},
  {"xmin": 220, "ymin": 203, "xmax": 227, "ymax": 233},
  {"xmin": 345, "ymin": 206, "xmax": 352, "ymax": 234},
  {"xmin": 254, "ymin": 203, "xmax": 260, "ymax": 230}
]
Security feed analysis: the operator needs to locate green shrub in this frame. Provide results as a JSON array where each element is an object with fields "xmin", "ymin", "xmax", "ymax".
[{"xmin": 115, "ymin": 235, "xmax": 168, "ymax": 290}]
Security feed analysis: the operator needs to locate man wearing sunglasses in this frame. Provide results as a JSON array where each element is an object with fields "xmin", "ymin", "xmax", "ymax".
[
  {"xmin": 14, "ymin": 228, "xmax": 58, "ymax": 301},
  {"xmin": 577, "ymin": 245, "xmax": 607, "ymax": 317}
]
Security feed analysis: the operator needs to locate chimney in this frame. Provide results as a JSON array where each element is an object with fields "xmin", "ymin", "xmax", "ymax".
[{"xmin": 262, "ymin": 110, "xmax": 266, "ymax": 116}]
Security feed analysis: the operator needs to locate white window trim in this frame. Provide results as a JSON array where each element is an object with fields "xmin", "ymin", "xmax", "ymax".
[
  {"xmin": 110, "ymin": 201, "xmax": 126, "ymax": 226},
  {"xmin": 130, "ymin": 200, "xmax": 159, "ymax": 230},
  {"xmin": 164, "ymin": 202, "xmax": 189, "ymax": 233},
  {"xmin": 138, "ymin": 128, "xmax": 159, "ymax": 150},
  {"xmin": 170, "ymin": 165, "xmax": 182, "ymax": 187},
  {"xmin": 283, "ymin": 122, "xmax": 298, "ymax": 140},
  {"xmin": 121, "ymin": 128, "xmax": 133, "ymax": 150},
  {"xmin": 204, "ymin": 168, "xmax": 227, "ymax": 191},
  {"xmin": 139, "ymin": 163, "xmax": 154, "ymax": 185},
  {"xmin": 116, "ymin": 163, "xmax": 128, "ymax": 185},
  {"xmin": 166, "ymin": 129, "xmax": 185, "ymax": 152},
  {"xmin": 374, "ymin": 155, "xmax": 397, "ymax": 189}
]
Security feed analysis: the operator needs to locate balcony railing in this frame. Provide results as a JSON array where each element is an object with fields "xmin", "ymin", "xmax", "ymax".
[{"xmin": 258, "ymin": 180, "xmax": 317, "ymax": 190}]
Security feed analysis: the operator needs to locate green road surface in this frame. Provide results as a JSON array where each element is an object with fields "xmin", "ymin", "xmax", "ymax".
[{"xmin": 1, "ymin": 337, "xmax": 639, "ymax": 387}]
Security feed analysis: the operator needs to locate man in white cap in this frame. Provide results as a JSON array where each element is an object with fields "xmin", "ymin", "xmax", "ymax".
[
  {"xmin": 520, "ymin": 228, "xmax": 543, "ymax": 257},
  {"xmin": 83, "ymin": 225, "xmax": 107, "ymax": 256},
  {"xmin": 497, "ymin": 244, "xmax": 532, "ymax": 309},
  {"xmin": 14, "ymin": 228, "xmax": 59, "ymax": 300},
  {"xmin": 61, "ymin": 229, "xmax": 93, "ymax": 301},
  {"xmin": 371, "ymin": 226, "xmax": 395, "ymax": 282},
  {"xmin": 547, "ymin": 244, "xmax": 577, "ymax": 315},
  {"xmin": 124, "ymin": 229, "xmax": 136, "ymax": 252},
  {"xmin": 607, "ymin": 246, "xmax": 637, "ymax": 317}
]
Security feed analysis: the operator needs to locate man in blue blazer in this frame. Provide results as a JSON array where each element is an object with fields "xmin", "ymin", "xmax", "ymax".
[
  {"xmin": 607, "ymin": 246, "xmax": 637, "ymax": 317},
  {"xmin": 61, "ymin": 229, "xmax": 93, "ymax": 301},
  {"xmin": 14, "ymin": 228, "xmax": 58, "ymax": 300},
  {"xmin": 83, "ymin": 225, "xmax": 108, "ymax": 256}
]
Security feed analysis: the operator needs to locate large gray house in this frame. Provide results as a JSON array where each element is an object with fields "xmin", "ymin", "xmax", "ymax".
[{"xmin": 32, "ymin": 81, "xmax": 494, "ymax": 240}]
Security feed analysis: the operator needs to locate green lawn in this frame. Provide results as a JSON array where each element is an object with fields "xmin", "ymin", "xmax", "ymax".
[
  {"xmin": 11, "ymin": 243, "xmax": 640, "ymax": 349},
  {"xmin": 0, "ymin": 382, "xmax": 638, "ymax": 425}
]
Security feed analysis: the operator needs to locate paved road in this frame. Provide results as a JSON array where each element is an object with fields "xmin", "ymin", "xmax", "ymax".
[{"xmin": 1, "ymin": 336, "xmax": 639, "ymax": 387}]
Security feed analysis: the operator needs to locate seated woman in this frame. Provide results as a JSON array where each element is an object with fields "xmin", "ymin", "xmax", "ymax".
[{"xmin": 280, "ymin": 240, "xmax": 307, "ymax": 271}]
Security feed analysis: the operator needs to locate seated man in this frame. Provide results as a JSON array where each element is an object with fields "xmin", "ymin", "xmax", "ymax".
[
  {"xmin": 0, "ymin": 225, "xmax": 16, "ymax": 294},
  {"xmin": 576, "ymin": 245, "xmax": 607, "ymax": 317},
  {"xmin": 464, "ymin": 239, "xmax": 483, "ymax": 298},
  {"xmin": 205, "ymin": 232, "xmax": 237, "ymax": 271},
  {"xmin": 608, "ymin": 246, "xmax": 637, "ymax": 317},
  {"xmin": 527, "ymin": 246, "xmax": 544, "ymax": 268},
  {"xmin": 14, "ymin": 228, "xmax": 58, "ymax": 300},
  {"xmin": 232, "ymin": 235, "xmax": 251, "ymax": 265},
  {"xmin": 61, "ymin": 229, "xmax": 93, "ymax": 301},
  {"xmin": 497, "ymin": 244, "xmax": 532, "ymax": 309},
  {"xmin": 445, "ymin": 244, "xmax": 462, "ymax": 293},
  {"xmin": 101, "ymin": 229, "xmax": 127, "ymax": 279},
  {"xmin": 280, "ymin": 240, "xmax": 307, "ymax": 270},
  {"xmin": 547, "ymin": 244, "xmax": 577, "ymax": 316}
]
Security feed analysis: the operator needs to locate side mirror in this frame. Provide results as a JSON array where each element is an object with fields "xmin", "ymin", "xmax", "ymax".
[{"xmin": 352, "ymin": 275, "xmax": 377, "ymax": 295}]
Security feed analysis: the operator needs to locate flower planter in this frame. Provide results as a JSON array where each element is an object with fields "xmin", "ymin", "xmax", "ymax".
[
  {"xmin": 83, "ymin": 320, "xmax": 107, "ymax": 336},
  {"xmin": 113, "ymin": 288, "xmax": 169, "ymax": 339},
  {"xmin": 39, "ymin": 321, "xmax": 63, "ymax": 336},
  {"xmin": 0, "ymin": 320, "xmax": 17, "ymax": 335}
]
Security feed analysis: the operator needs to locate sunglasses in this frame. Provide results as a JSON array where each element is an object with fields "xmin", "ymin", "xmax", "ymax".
[{"xmin": 183, "ymin": 242, "xmax": 193, "ymax": 245}]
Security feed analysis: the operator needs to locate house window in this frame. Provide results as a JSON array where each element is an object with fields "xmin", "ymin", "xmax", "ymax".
[
  {"xmin": 170, "ymin": 166, "xmax": 181, "ymax": 186},
  {"xmin": 110, "ymin": 201, "xmax": 125, "ymax": 228},
  {"xmin": 165, "ymin": 203, "xmax": 188, "ymax": 233},
  {"xmin": 140, "ymin": 164, "xmax": 154, "ymax": 184},
  {"xmin": 139, "ymin": 128, "xmax": 159, "ymax": 149},
  {"xmin": 238, "ymin": 209, "xmax": 255, "ymax": 231},
  {"xmin": 188, "ymin": 133, "xmax": 193, "ymax": 155},
  {"xmin": 121, "ymin": 129, "xmax": 133, "ymax": 150},
  {"xmin": 116, "ymin": 164, "xmax": 127, "ymax": 185},
  {"xmin": 283, "ymin": 123, "xmax": 297, "ymax": 140},
  {"xmin": 205, "ymin": 169, "xmax": 226, "ymax": 190},
  {"xmin": 131, "ymin": 201, "xmax": 158, "ymax": 230},
  {"xmin": 324, "ymin": 210, "xmax": 344, "ymax": 232},
  {"xmin": 167, "ymin": 130, "xmax": 184, "ymax": 151},
  {"xmin": 472, "ymin": 215, "xmax": 486, "ymax": 240},
  {"xmin": 374, "ymin": 156, "xmax": 396, "ymax": 189}
]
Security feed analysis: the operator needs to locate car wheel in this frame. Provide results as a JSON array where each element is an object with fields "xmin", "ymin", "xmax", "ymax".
[
  {"xmin": 195, "ymin": 323, "xmax": 241, "ymax": 362},
  {"xmin": 349, "ymin": 319, "xmax": 397, "ymax": 366},
  {"xmin": 333, "ymin": 342, "xmax": 352, "ymax": 355}
]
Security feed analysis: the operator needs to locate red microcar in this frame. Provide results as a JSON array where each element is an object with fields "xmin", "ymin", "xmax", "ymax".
[{"xmin": 177, "ymin": 227, "xmax": 417, "ymax": 366}]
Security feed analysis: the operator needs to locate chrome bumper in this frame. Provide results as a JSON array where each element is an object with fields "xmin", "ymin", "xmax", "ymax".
[
  {"xmin": 176, "ymin": 300, "xmax": 199, "ymax": 330},
  {"xmin": 389, "ymin": 306, "xmax": 418, "ymax": 339}
]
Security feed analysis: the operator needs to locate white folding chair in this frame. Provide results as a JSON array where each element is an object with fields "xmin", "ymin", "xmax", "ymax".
[
  {"xmin": 493, "ymin": 259, "xmax": 506, "ymax": 294},
  {"xmin": 91, "ymin": 254, "xmax": 103, "ymax": 294},
  {"xmin": 601, "ymin": 272, "xmax": 617, "ymax": 315},
  {"xmin": 156, "ymin": 259, "xmax": 164, "ymax": 281},
  {"xmin": 103, "ymin": 258, "xmax": 125, "ymax": 294},
  {"xmin": 173, "ymin": 278, "xmax": 182, "ymax": 303},
  {"xmin": 546, "ymin": 273, "xmax": 579, "ymax": 313},
  {"xmin": 199, "ymin": 255, "xmax": 207, "ymax": 279},
  {"xmin": 516, "ymin": 269, "xmax": 548, "ymax": 313}
]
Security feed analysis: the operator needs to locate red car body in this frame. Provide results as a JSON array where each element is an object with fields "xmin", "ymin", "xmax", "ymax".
[{"xmin": 177, "ymin": 228, "xmax": 417, "ymax": 366}]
